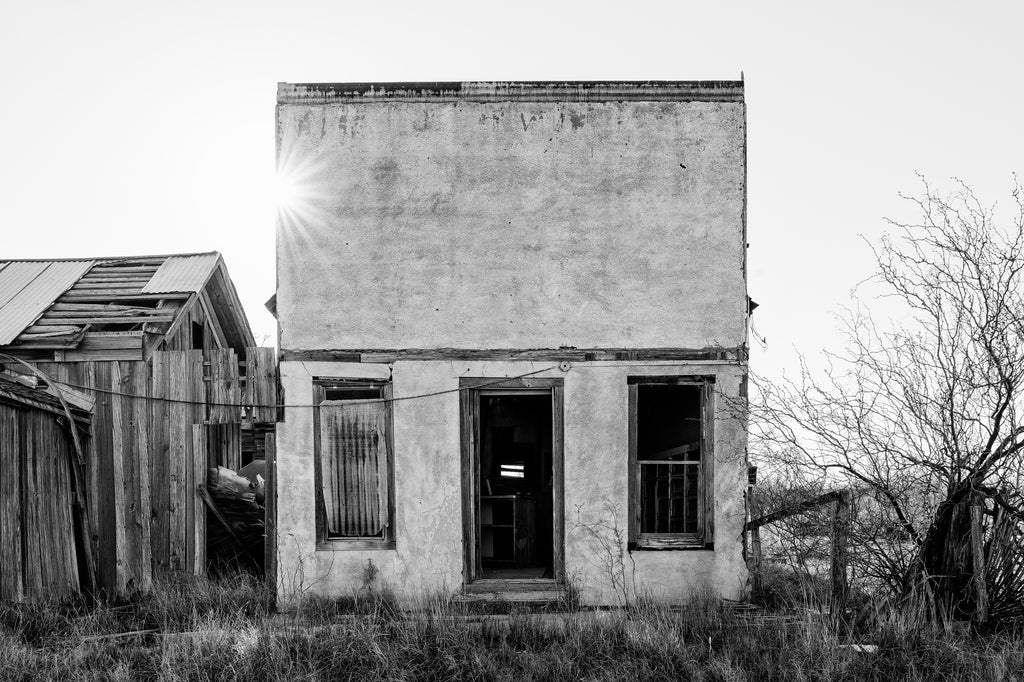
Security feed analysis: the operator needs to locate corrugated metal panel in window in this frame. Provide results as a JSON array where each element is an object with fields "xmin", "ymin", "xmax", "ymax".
[{"xmin": 319, "ymin": 401, "xmax": 389, "ymax": 538}]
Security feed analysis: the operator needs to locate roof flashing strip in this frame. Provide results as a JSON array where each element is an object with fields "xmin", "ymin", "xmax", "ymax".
[{"xmin": 277, "ymin": 81, "xmax": 745, "ymax": 104}]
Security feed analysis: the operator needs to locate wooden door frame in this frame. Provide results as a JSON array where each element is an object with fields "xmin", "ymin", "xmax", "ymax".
[{"xmin": 460, "ymin": 377, "xmax": 564, "ymax": 584}]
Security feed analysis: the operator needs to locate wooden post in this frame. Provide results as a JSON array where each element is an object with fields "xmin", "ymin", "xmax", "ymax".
[
  {"xmin": 746, "ymin": 488, "xmax": 763, "ymax": 596},
  {"xmin": 830, "ymin": 490, "xmax": 850, "ymax": 620},
  {"xmin": 192, "ymin": 425, "xmax": 207, "ymax": 576},
  {"xmin": 970, "ymin": 493, "xmax": 989, "ymax": 625}
]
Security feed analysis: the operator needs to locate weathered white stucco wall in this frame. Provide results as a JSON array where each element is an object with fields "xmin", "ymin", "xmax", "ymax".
[
  {"xmin": 276, "ymin": 99, "xmax": 746, "ymax": 351},
  {"xmin": 276, "ymin": 360, "xmax": 748, "ymax": 604}
]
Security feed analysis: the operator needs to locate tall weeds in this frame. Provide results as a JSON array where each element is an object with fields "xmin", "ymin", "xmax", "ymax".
[{"xmin": 1, "ymin": 573, "xmax": 1023, "ymax": 680}]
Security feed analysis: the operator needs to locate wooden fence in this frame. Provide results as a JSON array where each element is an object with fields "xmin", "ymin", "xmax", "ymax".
[
  {"xmin": 745, "ymin": 488, "xmax": 852, "ymax": 618},
  {"xmin": 31, "ymin": 347, "xmax": 278, "ymax": 595}
]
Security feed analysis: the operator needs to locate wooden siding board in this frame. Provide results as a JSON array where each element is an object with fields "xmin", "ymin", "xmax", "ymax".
[
  {"xmin": 167, "ymin": 352, "xmax": 188, "ymax": 572},
  {"xmin": 134, "ymin": 365, "xmax": 153, "ymax": 589},
  {"xmin": 246, "ymin": 347, "xmax": 277, "ymax": 422},
  {"xmin": 110, "ymin": 362, "xmax": 128, "ymax": 592},
  {"xmin": 0, "ymin": 406, "xmax": 22, "ymax": 601},
  {"xmin": 150, "ymin": 352, "xmax": 171, "ymax": 573},
  {"xmin": 52, "ymin": 419, "xmax": 76, "ymax": 598},
  {"xmin": 92, "ymin": 361, "xmax": 116, "ymax": 592},
  {"xmin": 21, "ymin": 410, "xmax": 42, "ymax": 597},
  {"xmin": 192, "ymin": 425, "xmax": 206, "ymax": 575},
  {"xmin": 191, "ymin": 350, "xmax": 205, "ymax": 573},
  {"xmin": 38, "ymin": 413, "xmax": 56, "ymax": 595},
  {"xmin": 207, "ymin": 349, "xmax": 240, "ymax": 424}
]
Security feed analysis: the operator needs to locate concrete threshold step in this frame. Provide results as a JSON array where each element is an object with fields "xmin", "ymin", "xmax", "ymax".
[{"xmin": 456, "ymin": 579, "xmax": 567, "ymax": 604}]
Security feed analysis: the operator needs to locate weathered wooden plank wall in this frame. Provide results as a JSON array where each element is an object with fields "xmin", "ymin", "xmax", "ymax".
[
  {"xmin": 246, "ymin": 347, "xmax": 278, "ymax": 423},
  {"xmin": 0, "ymin": 407, "xmax": 23, "ymax": 601},
  {"xmin": 204, "ymin": 423, "xmax": 242, "ymax": 470},
  {"xmin": 26, "ymin": 346, "xmax": 277, "ymax": 595},
  {"xmin": 0, "ymin": 403, "xmax": 83, "ymax": 601}
]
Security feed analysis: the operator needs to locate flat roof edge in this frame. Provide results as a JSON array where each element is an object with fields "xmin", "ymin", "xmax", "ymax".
[{"xmin": 277, "ymin": 81, "xmax": 745, "ymax": 104}]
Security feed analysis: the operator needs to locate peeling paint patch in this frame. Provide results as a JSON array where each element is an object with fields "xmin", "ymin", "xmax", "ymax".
[{"xmin": 297, "ymin": 112, "xmax": 312, "ymax": 137}]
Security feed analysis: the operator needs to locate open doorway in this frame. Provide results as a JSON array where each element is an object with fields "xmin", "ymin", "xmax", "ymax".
[
  {"xmin": 461, "ymin": 378, "xmax": 564, "ymax": 585},
  {"xmin": 477, "ymin": 391, "xmax": 553, "ymax": 579}
]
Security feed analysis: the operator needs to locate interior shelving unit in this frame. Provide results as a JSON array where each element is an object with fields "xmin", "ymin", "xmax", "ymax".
[{"xmin": 480, "ymin": 495, "xmax": 536, "ymax": 567}]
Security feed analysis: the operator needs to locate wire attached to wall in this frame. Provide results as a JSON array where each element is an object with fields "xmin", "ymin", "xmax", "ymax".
[{"xmin": 0, "ymin": 361, "xmax": 560, "ymax": 410}]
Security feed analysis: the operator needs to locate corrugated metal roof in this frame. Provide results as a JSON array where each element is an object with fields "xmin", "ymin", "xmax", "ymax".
[
  {"xmin": 0, "ymin": 260, "xmax": 95, "ymax": 344},
  {"xmin": 0, "ymin": 261, "xmax": 50, "ymax": 309},
  {"xmin": 141, "ymin": 252, "xmax": 220, "ymax": 293}
]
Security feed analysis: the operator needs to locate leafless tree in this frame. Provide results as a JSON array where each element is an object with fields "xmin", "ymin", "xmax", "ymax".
[{"xmin": 752, "ymin": 177, "xmax": 1024, "ymax": 619}]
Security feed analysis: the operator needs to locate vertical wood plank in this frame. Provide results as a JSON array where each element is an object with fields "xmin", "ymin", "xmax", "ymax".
[
  {"xmin": 167, "ymin": 351, "xmax": 187, "ymax": 572},
  {"xmin": 50, "ymin": 420, "xmax": 74, "ymax": 598},
  {"xmin": 552, "ymin": 385, "xmax": 565, "ymax": 584},
  {"xmin": 51, "ymin": 423, "xmax": 71, "ymax": 598},
  {"xmin": 192, "ymin": 424, "xmax": 207, "ymax": 575},
  {"xmin": 189, "ymin": 350, "xmax": 205, "ymax": 574},
  {"xmin": 0, "ymin": 407, "xmax": 23, "ymax": 601},
  {"xmin": 92, "ymin": 361, "xmax": 116, "ymax": 592},
  {"xmin": 21, "ymin": 411, "xmax": 42, "ymax": 598},
  {"xmin": 119, "ymin": 363, "xmax": 139, "ymax": 591},
  {"xmin": 150, "ymin": 352, "xmax": 171, "ymax": 574},
  {"xmin": 246, "ymin": 347, "xmax": 278, "ymax": 423},
  {"xmin": 67, "ymin": 363, "xmax": 98, "ymax": 597},
  {"xmin": 63, "ymin": 425, "xmax": 80, "ymax": 597},
  {"xmin": 134, "ymin": 364, "xmax": 153, "ymax": 589},
  {"xmin": 207, "ymin": 349, "xmax": 239, "ymax": 424},
  {"xmin": 166, "ymin": 351, "xmax": 198, "ymax": 572},
  {"xmin": 32, "ymin": 413, "xmax": 50, "ymax": 596},
  {"xmin": 110, "ymin": 362, "xmax": 127, "ymax": 592}
]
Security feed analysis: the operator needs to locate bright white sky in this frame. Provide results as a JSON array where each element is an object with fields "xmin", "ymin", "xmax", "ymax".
[{"xmin": 2, "ymin": 1, "xmax": 1021, "ymax": 379}]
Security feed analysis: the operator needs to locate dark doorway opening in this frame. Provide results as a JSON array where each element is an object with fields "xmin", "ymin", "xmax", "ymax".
[{"xmin": 477, "ymin": 392, "xmax": 554, "ymax": 580}]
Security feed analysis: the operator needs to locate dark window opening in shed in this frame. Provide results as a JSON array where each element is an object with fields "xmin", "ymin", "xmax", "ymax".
[{"xmin": 192, "ymin": 321, "xmax": 205, "ymax": 350}]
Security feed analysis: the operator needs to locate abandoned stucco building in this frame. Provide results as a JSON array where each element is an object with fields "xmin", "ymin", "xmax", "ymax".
[{"xmin": 273, "ymin": 81, "xmax": 749, "ymax": 604}]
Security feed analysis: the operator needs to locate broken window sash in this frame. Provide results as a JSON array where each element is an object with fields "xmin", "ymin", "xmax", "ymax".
[
  {"xmin": 639, "ymin": 462, "xmax": 700, "ymax": 534},
  {"xmin": 318, "ymin": 398, "xmax": 389, "ymax": 539}
]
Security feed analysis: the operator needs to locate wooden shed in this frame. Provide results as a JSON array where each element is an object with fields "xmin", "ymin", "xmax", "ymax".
[{"xmin": 0, "ymin": 253, "xmax": 278, "ymax": 596}]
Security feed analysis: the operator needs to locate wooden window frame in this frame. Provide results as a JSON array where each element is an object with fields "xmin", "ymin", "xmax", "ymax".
[
  {"xmin": 312, "ymin": 377, "xmax": 396, "ymax": 551},
  {"xmin": 627, "ymin": 375, "xmax": 715, "ymax": 551}
]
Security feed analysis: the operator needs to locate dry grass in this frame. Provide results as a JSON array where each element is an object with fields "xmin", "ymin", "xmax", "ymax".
[{"xmin": 0, "ymin": 574, "xmax": 1023, "ymax": 681}]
